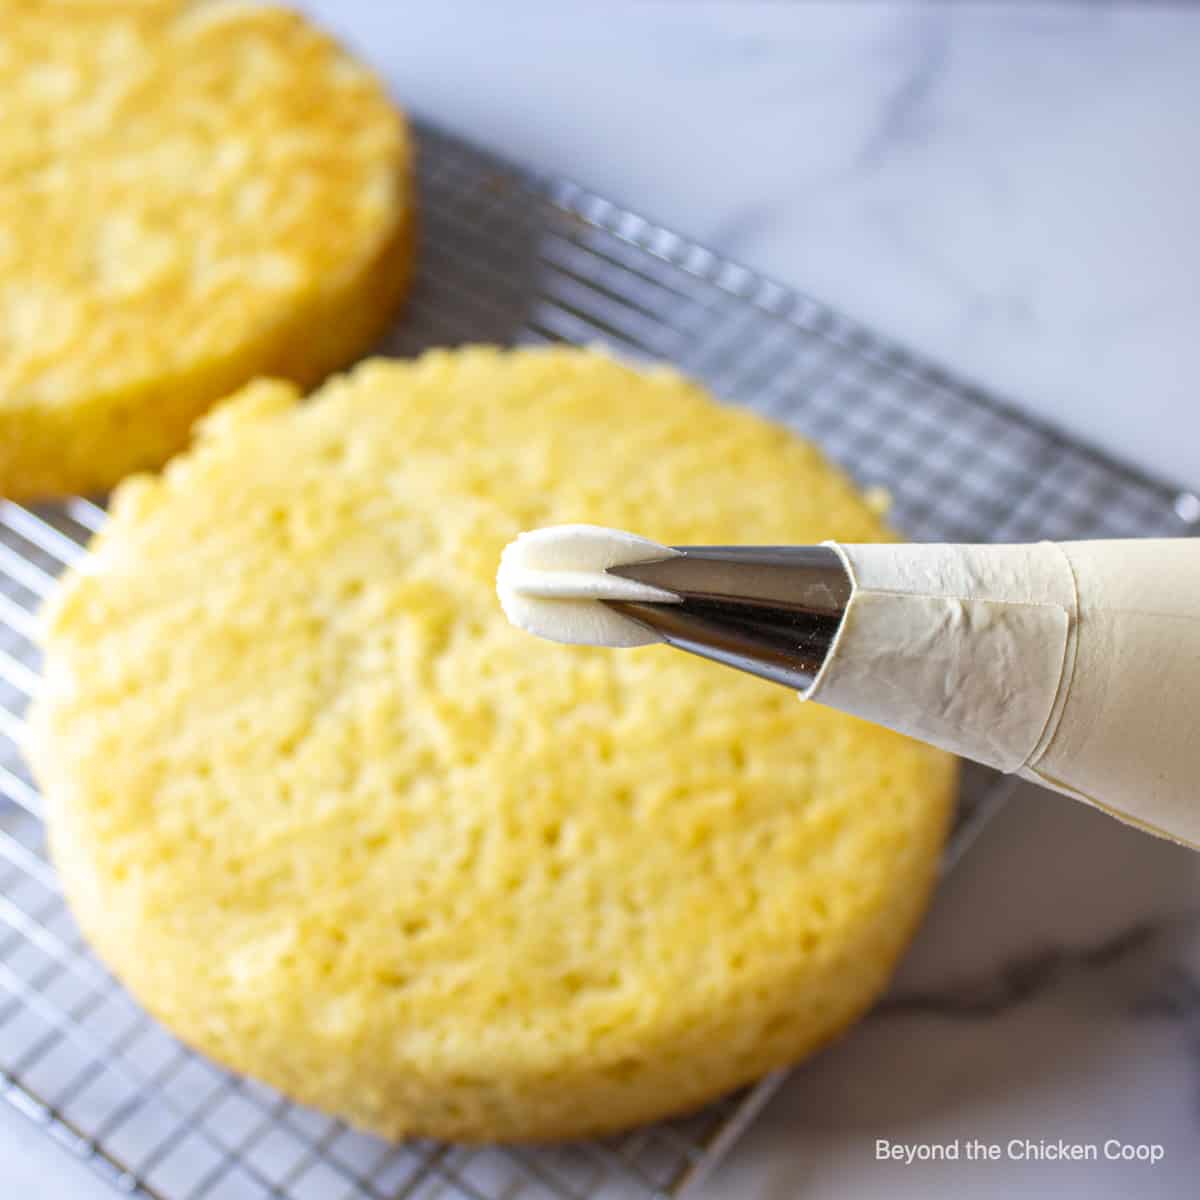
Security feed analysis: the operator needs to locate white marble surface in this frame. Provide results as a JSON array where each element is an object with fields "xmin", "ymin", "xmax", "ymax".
[
  {"xmin": 6, "ymin": 3, "xmax": 1200, "ymax": 1198},
  {"xmin": 316, "ymin": 0, "xmax": 1200, "ymax": 492}
]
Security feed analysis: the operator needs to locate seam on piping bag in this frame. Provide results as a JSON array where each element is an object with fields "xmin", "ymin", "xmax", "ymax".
[
  {"xmin": 1020, "ymin": 541, "xmax": 1080, "ymax": 772},
  {"xmin": 1021, "ymin": 764, "xmax": 1198, "ymax": 850}
]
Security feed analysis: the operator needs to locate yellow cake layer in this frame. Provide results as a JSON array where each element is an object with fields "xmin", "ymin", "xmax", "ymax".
[
  {"xmin": 0, "ymin": 0, "xmax": 414, "ymax": 497},
  {"xmin": 30, "ymin": 347, "xmax": 957, "ymax": 1141}
]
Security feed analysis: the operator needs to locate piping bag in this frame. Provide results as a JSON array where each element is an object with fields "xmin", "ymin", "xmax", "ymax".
[{"xmin": 497, "ymin": 525, "xmax": 1200, "ymax": 849}]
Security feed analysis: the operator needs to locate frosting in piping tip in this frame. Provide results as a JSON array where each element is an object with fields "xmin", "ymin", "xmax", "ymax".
[{"xmin": 497, "ymin": 524, "xmax": 680, "ymax": 647}]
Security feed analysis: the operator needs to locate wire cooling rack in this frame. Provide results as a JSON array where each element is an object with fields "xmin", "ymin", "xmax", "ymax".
[{"xmin": 3, "ymin": 119, "xmax": 1199, "ymax": 1200}]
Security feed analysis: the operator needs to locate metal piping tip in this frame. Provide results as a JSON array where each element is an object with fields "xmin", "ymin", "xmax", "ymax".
[{"xmin": 604, "ymin": 545, "xmax": 851, "ymax": 691}]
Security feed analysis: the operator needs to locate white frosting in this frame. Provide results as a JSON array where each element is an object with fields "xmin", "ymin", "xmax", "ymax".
[
  {"xmin": 496, "ymin": 524, "xmax": 680, "ymax": 647},
  {"xmin": 808, "ymin": 539, "xmax": 1200, "ymax": 849}
]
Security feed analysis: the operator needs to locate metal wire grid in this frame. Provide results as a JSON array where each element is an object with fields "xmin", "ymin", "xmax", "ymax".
[{"xmin": 2, "ymin": 118, "xmax": 1199, "ymax": 1200}]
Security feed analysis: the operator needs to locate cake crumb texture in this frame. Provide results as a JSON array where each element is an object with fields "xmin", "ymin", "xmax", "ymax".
[
  {"xmin": 0, "ymin": 0, "xmax": 414, "ymax": 498},
  {"xmin": 30, "ymin": 347, "xmax": 956, "ymax": 1141}
]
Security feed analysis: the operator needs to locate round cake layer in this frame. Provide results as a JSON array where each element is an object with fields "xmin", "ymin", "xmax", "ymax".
[
  {"xmin": 30, "ymin": 347, "xmax": 956, "ymax": 1141},
  {"xmin": 0, "ymin": 0, "xmax": 414, "ymax": 498}
]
